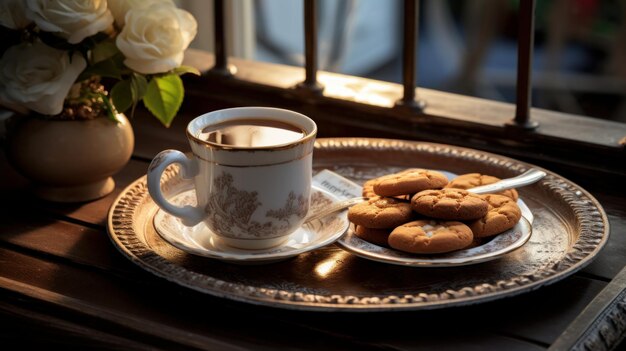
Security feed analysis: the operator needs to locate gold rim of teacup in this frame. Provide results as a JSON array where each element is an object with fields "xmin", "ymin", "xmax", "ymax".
[
  {"xmin": 186, "ymin": 109, "xmax": 318, "ymax": 151},
  {"xmin": 186, "ymin": 128, "xmax": 317, "ymax": 151},
  {"xmin": 192, "ymin": 151, "xmax": 313, "ymax": 167}
]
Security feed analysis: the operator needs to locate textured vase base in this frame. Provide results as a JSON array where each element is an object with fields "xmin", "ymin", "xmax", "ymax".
[{"xmin": 34, "ymin": 177, "xmax": 115, "ymax": 203}]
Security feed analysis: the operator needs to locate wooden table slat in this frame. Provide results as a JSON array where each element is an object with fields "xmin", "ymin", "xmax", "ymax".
[
  {"xmin": 0, "ymin": 156, "xmax": 148, "ymax": 228},
  {"xmin": 0, "ymin": 248, "xmax": 394, "ymax": 350},
  {"xmin": 0, "ymin": 234, "xmax": 608, "ymax": 348},
  {"xmin": 0, "ymin": 211, "xmax": 142, "ymax": 276}
]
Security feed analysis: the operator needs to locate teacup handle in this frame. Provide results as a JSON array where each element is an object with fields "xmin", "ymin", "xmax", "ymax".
[{"xmin": 147, "ymin": 150, "xmax": 203, "ymax": 226}]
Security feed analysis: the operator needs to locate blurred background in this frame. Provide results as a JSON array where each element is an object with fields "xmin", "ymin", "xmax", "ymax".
[{"xmin": 180, "ymin": 0, "xmax": 626, "ymax": 123}]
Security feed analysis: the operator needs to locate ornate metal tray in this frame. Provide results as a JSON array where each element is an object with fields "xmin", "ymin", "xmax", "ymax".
[{"xmin": 107, "ymin": 138, "xmax": 609, "ymax": 311}]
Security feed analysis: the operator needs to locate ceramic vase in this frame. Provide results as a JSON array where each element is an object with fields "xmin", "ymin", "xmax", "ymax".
[{"xmin": 5, "ymin": 113, "xmax": 134, "ymax": 202}]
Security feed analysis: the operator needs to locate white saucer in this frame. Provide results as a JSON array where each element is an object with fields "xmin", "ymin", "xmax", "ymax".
[{"xmin": 153, "ymin": 186, "xmax": 350, "ymax": 264}]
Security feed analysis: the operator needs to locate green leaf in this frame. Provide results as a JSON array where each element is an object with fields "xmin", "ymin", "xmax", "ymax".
[
  {"xmin": 172, "ymin": 65, "xmax": 201, "ymax": 76},
  {"xmin": 77, "ymin": 53, "xmax": 125, "ymax": 81},
  {"xmin": 143, "ymin": 74, "xmax": 184, "ymax": 127},
  {"xmin": 129, "ymin": 73, "xmax": 148, "ymax": 118},
  {"xmin": 109, "ymin": 75, "xmax": 147, "ymax": 117},
  {"xmin": 130, "ymin": 73, "xmax": 148, "ymax": 101},
  {"xmin": 111, "ymin": 80, "xmax": 132, "ymax": 114},
  {"xmin": 91, "ymin": 40, "xmax": 119, "ymax": 63},
  {"xmin": 86, "ymin": 32, "xmax": 110, "ymax": 44}
]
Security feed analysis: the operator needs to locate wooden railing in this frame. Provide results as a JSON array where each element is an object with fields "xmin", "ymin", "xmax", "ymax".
[{"xmin": 181, "ymin": 0, "xmax": 626, "ymax": 176}]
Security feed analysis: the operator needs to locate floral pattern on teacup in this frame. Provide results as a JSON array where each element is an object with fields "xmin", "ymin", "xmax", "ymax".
[{"xmin": 205, "ymin": 172, "xmax": 308, "ymax": 238}]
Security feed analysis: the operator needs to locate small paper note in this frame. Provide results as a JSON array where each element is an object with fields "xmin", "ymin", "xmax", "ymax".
[{"xmin": 312, "ymin": 169, "xmax": 362, "ymax": 200}]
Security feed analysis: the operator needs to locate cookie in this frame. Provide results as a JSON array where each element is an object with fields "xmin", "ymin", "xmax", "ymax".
[
  {"xmin": 362, "ymin": 178, "xmax": 378, "ymax": 198},
  {"xmin": 463, "ymin": 237, "xmax": 487, "ymax": 250},
  {"xmin": 469, "ymin": 194, "xmax": 522, "ymax": 238},
  {"xmin": 363, "ymin": 177, "xmax": 410, "ymax": 200},
  {"xmin": 445, "ymin": 173, "xmax": 518, "ymax": 200},
  {"xmin": 373, "ymin": 169, "xmax": 449, "ymax": 197},
  {"xmin": 388, "ymin": 220, "xmax": 473, "ymax": 254},
  {"xmin": 411, "ymin": 188, "xmax": 488, "ymax": 220},
  {"xmin": 347, "ymin": 196, "xmax": 414, "ymax": 229},
  {"xmin": 354, "ymin": 225, "xmax": 391, "ymax": 247}
]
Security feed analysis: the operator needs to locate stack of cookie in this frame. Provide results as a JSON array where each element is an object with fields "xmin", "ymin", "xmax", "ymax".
[{"xmin": 348, "ymin": 169, "xmax": 522, "ymax": 254}]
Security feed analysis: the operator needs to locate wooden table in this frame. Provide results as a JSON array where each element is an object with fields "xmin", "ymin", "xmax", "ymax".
[{"xmin": 2, "ymin": 109, "xmax": 625, "ymax": 350}]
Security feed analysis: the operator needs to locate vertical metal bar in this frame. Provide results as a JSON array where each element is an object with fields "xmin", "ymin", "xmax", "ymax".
[
  {"xmin": 510, "ymin": 0, "xmax": 539, "ymax": 129},
  {"xmin": 304, "ymin": 0, "xmax": 317, "ymax": 86},
  {"xmin": 297, "ymin": 0, "xmax": 323, "ymax": 93},
  {"xmin": 402, "ymin": 0, "xmax": 416, "ymax": 103},
  {"xmin": 209, "ymin": 0, "xmax": 234, "ymax": 76},
  {"xmin": 396, "ymin": 0, "xmax": 425, "ymax": 110},
  {"xmin": 214, "ymin": 0, "xmax": 227, "ymax": 70}
]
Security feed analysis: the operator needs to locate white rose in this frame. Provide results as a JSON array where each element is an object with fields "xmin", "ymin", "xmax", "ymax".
[
  {"xmin": 0, "ymin": 41, "xmax": 87, "ymax": 116},
  {"xmin": 0, "ymin": 0, "xmax": 31, "ymax": 29},
  {"xmin": 107, "ymin": 0, "xmax": 173, "ymax": 27},
  {"xmin": 25, "ymin": 0, "xmax": 114, "ymax": 44},
  {"xmin": 116, "ymin": 2, "xmax": 197, "ymax": 74}
]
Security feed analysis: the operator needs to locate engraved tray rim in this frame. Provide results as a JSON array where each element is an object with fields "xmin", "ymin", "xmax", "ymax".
[{"xmin": 107, "ymin": 138, "xmax": 610, "ymax": 312}]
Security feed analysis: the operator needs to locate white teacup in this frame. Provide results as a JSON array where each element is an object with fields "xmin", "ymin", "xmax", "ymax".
[{"xmin": 147, "ymin": 107, "xmax": 317, "ymax": 250}]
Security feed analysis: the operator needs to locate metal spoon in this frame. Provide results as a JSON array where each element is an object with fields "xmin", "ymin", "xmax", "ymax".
[{"xmin": 304, "ymin": 168, "xmax": 547, "ymax": 223}]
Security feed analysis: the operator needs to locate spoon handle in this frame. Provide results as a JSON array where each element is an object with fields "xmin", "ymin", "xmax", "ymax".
[{"xmin": 467, "ymin": 168, "xmax": 546, "ymax": 195}]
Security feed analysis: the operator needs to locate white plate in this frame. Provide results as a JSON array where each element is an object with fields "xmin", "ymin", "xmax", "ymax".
[
  {"xmin": 153, "ymin": 186, "xmax": 350, "ymax": 264},
  {"xmin": 325, "ymin": 169, "xmax": 534, "ymax": 267},
  {"xmin": 336, "ymin": 217, "xmax": 532, "ymax": 267}
]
